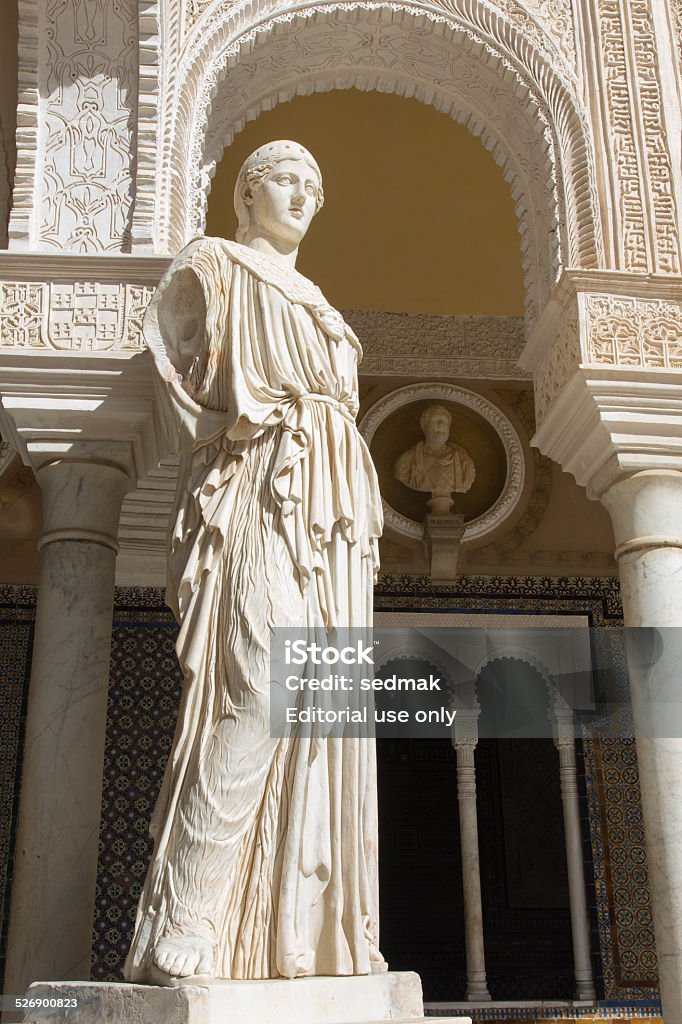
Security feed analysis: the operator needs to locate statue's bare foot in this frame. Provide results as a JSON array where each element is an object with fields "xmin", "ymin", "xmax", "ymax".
[{"xmin": 153, "ymin": 935, "xmax": 214, "ymax": 978}]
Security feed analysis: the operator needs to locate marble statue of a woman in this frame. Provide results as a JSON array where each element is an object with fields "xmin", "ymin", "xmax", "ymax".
[{"xmin": 124, "ymin": 142, "xmax": 385, "ymax": 984}]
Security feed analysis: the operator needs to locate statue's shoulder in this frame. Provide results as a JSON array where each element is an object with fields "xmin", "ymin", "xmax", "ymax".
[{"xmin": 186, "ymin": 236, "xmax": 326, "ymax": 307}]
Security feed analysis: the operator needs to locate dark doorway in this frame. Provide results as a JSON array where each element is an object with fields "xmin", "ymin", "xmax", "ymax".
[{"xmin": 376, "ymin": 658, "xmax": 596, "ymax": 1001}]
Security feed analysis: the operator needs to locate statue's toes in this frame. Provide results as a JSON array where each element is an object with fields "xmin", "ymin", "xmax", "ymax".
[
  {"xmin": 154, "ymin": 946, "xmax": 172, "ymax": 972},
  {"xmin": 170, "ymin": 952, "xmax": 192, "ymax": 977}
]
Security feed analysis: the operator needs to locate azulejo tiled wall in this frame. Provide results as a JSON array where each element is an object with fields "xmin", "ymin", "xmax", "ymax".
[
  {"xmin": 0, "ymin": 585, "xmax": 35, "ymax": 991},
  {"xmin": 93, "ymin": 591, "xmax": 183, "ymax": 980},
  {"xmin": 0, "ymin": 577, "xmax": 658, "ymax": 1002}
]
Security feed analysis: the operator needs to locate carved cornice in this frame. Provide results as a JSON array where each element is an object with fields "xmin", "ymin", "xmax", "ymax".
[
  {"xmin": 0, "ymin": 254, "xmax": 171, "ymax": 283},
  {"xmin": 531, "ymin": 368, "xmax": 682, "ymax": 499},
  {"xmin": 0, "ymin": 350, "xmax": 163, "ymax": 483}
]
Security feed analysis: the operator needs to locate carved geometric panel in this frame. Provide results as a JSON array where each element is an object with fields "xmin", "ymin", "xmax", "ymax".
[{"xmin": 0, "ymin": 282, "xmax": 153, "ymax": 350}]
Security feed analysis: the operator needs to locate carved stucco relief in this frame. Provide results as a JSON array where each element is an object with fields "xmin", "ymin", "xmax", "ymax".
[
  {"xmin": 533, "ymin": 303, "xmax": 580, "ymax": 424},
  {"xmin": 194, "ymin": 10, "xmax": 567, "ymax": 327},
  {"xmin": 39, "ymin": 0, "xmax": 139, "ymax": 251},
  {"xmin": 670, "ymin": 0, "xmax": 682, "ymax": 74},
  {"xmin": 597, "ymin": 0, "xmax": 680, "ymax": 274},
  {"xmin": 142, "ymin": 0, "xmax": 602, "ymax": 331},
  {"xmin": 0, "ymin": 281, "xmax": 153, "ymax": 350},
  {"xmin": 585, "ymin": 294, "xmax": 682, "ymax": 369},
  {"xmin": 0, "ymin": 283, "xmax": 526, "ymax": 370},
  {"xmin": 183, "ymin": 0, "xmax": 576, "ymax": 71}
]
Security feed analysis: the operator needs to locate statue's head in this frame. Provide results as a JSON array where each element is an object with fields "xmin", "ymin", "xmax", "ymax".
[
  {"xmin": 419, "ymin": 405, "xmax": 452, "ymax": 448},
  {"xmin": 233, "ymin": 140, "xmax": 324, "ymax": 248}
]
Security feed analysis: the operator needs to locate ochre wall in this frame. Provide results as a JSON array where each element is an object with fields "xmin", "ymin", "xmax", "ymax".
[{"xmin": 206, "ymin": 90, "xmax": 526, "ymax": 316}]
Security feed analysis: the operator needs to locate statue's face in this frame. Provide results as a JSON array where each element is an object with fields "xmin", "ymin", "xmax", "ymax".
[
  {"xmin": 424, "ymin": 410, "xmax": 451, "ymax": 448},
  {"xmin": 246, "ymin": 158, "xmax": 321, "ymax": 247}
]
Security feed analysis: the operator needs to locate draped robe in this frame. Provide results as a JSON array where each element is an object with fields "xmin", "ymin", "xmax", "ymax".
[{"xmin": 124, "ymin": 237, "xmax": 385, "ymax": 982}]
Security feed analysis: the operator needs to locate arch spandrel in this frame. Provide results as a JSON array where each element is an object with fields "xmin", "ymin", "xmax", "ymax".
[{"xmin": 135, "ymin": 0, "xmax": 603, "ymax": 328}]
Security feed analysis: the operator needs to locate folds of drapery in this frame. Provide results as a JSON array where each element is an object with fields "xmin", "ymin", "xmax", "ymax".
[{"xmin": 124, "ymin": 237, "xmax": 385, "ymax": 982}]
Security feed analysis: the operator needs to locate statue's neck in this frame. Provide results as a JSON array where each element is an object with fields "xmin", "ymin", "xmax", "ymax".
[
  {"xmin": 241, "ymin": 235, "xmax": 299, "ymax": 268},
  {"xmin": 424, "ymin": 441, "xmax": 450, "ymax": 456}
]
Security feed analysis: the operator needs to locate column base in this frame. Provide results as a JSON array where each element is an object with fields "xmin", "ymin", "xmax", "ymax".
[{"xmin": 19, "ymin": 975, "xmax": 472, "ymax": 1024}]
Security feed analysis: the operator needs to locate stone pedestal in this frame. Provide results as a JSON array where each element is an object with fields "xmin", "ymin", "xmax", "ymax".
[
  {"xmin": 18, "ymin": 975, "xmax": 472, "ymax": 1024},
  {"xmin": 423, "ymin": 513, "xmax": 465, "ymax": 582}
]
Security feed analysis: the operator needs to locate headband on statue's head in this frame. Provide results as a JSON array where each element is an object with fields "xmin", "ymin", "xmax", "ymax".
[{"xmin": 233, "ymin": 140, "xmax": 324, "ymax": 241}]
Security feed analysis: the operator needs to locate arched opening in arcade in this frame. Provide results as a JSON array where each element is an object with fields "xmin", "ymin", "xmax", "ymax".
[{"xmin": 199, "ymin": 86, "xmax": 614, "ymax": 1003}]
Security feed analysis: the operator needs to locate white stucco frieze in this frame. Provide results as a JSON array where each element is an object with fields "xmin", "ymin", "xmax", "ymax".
[{"xmin": 346, "ymin": 310, "xmax": 528, "ymax": 378}]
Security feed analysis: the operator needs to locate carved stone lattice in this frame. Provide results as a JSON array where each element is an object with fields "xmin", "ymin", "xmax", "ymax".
[
  {"xmin": 0, "ymin": 282, "xmax": 153, "ymax": 350},
  {"xmin": 39, "ymin": 0, "xmax": 139, "ymax": 252},
  {"xmin": 586, "ymin": 294, "xmax": 682, "ymax": 369}
]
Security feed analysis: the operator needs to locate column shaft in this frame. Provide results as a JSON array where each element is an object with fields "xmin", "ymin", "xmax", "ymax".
[
  {"xmin": 4, "ymin": 460, "xmax": 130, "ymax": 1000},
  {"xmin": 454, "ymin": 743, "xmax": 491, "ymax": 1001},
  {"xmin": 601, "ymin": 471, "xmax": 682, "ymax": 1022},
  {"xmin": 555, "ymin": 735, "xmax": 596, "ymax": 1000}
]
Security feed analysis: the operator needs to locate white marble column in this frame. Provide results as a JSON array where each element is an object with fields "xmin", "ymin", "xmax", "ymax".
[
  {"xmin": 552, "ymin": 709, "xmax": 596, "ymax": 1001},
  {"xmin": 599, "ymin": 470, "xmax": 682, "ymax": 1022},
  {"xmin": 452, "ymin": 710, "xmax": 491, "ymax": 1001},
  {"xmin": 4, "ymin": 459, "xmax": 130, "ymax": 1001}
]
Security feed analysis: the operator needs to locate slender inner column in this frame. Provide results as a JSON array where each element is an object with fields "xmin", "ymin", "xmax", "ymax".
[
  {"xmin": 453, "ymin": 722, "xmax": 491, "ymax": 1001},
  {"xmin": 4, "ymin": 459, "xmax": 130, "ymax": 1001},
  {"xmin": 599, "ymin": 470, "xmax": 682, "ymax": 1023},
  {"xmin": 553, "ymin": 711, "xmax": 596, "ymax": 1001}
]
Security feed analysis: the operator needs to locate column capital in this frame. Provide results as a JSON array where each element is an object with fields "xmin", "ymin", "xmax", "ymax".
[
  {"xmin": 519, "ymin": 271, "xmax": 682, "ymax": 498},
  {"xmin": 35, "ymin": 459, "xmax": 132, "ymax": 553},
  {"xmin": 452, "ymin": 705, "xmax": 481, "ymax": 752}
]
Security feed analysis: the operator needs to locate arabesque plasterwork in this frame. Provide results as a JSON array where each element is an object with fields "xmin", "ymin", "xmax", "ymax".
[
  {"xmin": 38, "ymin": 0, "xmax": 138, "ymax": 253},
  {"xmin": 532, "ymin": 303, "xmax": 581, "ymax": 424},
  {"xmin": 346, "ymin": 311, "xmax": 528, "ymax": 379},
  {"xmin": 585, "ymin": 294, "xmax": 682, "ymax": 369}
]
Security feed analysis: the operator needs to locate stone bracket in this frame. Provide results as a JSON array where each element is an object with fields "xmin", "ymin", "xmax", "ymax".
[{"xmin": 519, "ymin": 270, "xmax": 682, "ymax": 497}]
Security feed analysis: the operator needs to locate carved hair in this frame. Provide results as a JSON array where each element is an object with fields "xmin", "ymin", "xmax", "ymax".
[
  {"xmin": 419, "ymin": 404, "xmax": 452, "ymax": 435},
  {"xmin": 233, "ymin": 140, "xmax": 324, "ymax": 242}
]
